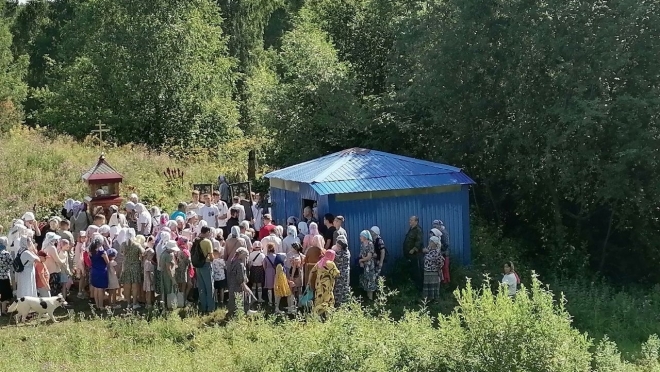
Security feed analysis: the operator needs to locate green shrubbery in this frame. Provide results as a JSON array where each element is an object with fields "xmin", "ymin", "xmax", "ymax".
[{"xmin": 3, "ymin": 276, "xmax": 659, "ymax": 371}]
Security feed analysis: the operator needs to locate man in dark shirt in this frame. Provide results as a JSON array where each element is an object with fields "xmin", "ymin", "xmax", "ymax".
[
  {"xmin": 322, "ymin": 213, "xmax": 336, "ymax": 250},
  {"xmin": 224, "ymin": 208, "xmax": 240, "ymax": 239},
  {"xmin": 403, "ymin": 215, "xmax": 424, "ymax": 288}
]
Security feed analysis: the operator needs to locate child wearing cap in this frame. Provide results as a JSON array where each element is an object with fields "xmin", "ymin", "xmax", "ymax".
[{"xmin": 107, "ymin": 248, "xmax": 120, "ymax": 309}]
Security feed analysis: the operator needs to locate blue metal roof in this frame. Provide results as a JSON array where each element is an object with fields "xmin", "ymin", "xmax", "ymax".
[{"xmin": 265, "ymin": 148, "xmax": 476, "ymax": 195}]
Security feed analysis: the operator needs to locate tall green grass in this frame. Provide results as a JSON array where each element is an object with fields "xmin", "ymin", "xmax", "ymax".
[{"xmin": 1, "ymin": 276, "xmax": 658, "ymax": 371}]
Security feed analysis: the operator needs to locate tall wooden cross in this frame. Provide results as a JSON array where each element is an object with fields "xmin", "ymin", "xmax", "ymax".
[{"xmin": 91, "ymin": 121, "xmax": 109, "ymax": 144}]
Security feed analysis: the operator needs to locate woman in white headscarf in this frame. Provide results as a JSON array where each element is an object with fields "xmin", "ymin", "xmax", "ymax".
[
  {"xmin": 70, "ymin": 201, "xmax": 91, "ymax": 240},
  {"xmin": 154, "ymin": 231, "xmax": 171, "ymax": 296},
  {"xmin": 42, "ymin": 232, "xmax": 65, "ymax": 295},
  {"xmin": 223, "ymin": 226, "xmax": 246, "ymax": 262},
  {"xmin": 160, "ymin": 240, "xmax": 180, "ymax": 310},
  {"xmin": 297, "ymin": 222, "xmax": 308, "ymax": 242},
  {"xmin": 282, "ymin": 225, "xmax": 299, "ymax": 255},
  {"xmin": 108, "ymin": 205, "xmax": 128, "ymax": 228},
  {"xmin": 64, "ymin": 199, "xmax": 75, "ymax": 218},
  {"xmin": 135, "ymin": 203, "xmax": 152, "ymax": 236},
  {"xmin": 120, "ymin": 228, "xmax": 144, "ymax": 309},
  {"xmin": 15, "ymin": 237, "xmax": 39, "ymax": 298}
]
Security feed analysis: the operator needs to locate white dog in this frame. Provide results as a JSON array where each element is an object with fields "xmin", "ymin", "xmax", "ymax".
[{"xmin": 7, "ymin": 294, "xmax": 68, "ymax": 323}]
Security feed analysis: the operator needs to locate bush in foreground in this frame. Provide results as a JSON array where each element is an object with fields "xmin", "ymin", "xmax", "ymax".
[{"xmin": 1, "ymin": 276, "xmax": 658, "ymax": 371}]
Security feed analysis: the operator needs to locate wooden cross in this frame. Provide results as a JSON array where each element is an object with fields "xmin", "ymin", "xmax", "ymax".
[{"xmin": 91, "ymin": 121, "xmax": 109, "ymax": 144}]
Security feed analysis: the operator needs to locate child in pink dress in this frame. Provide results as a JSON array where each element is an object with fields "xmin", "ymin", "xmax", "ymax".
[{"xmin": 106, "ymin": 249, "xmax": 120, "ymax": 309}]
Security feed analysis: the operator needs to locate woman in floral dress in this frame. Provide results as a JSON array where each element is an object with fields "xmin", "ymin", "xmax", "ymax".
[
  {"xmin": 120, "ymin": 228, "xmax": 144, "ymax": 309},
  {"xmin": 358, "ymin": 230, "xmax": 377, "ymax": 300},
  {"xmin": 332, "ymin": 235, "xmax": 350, "ymax": 307},
  {"xmin": 308, "ymin": 249, "xmax": 340, "ymax": 317}
]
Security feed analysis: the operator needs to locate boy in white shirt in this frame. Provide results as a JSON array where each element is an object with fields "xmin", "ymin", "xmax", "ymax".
[
  {"xmin": 187, "ymin": 190, "xmax": 204, "ymax": 214},
  {"xmin": 215, "ymin": 197, "xmax": 229, "ymax": 229},
  {"xmin": 199, "ymin": 193, "xmax": 221, "ymax": 228}
]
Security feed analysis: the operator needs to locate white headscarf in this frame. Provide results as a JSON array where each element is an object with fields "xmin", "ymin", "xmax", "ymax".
[
  {"xmin": 196, "ymin": 220, "xmax": 208, "ymax": 235},
  {"xmin": 99, "ymin": 225, "xmax": 111, "ymax": 235},
  {"xmin": 116, "ymin": 228, "xmax": 128, "ymax": 245},
  {"xmin": 297, "ymin": 222, "xmax": 309, "ymax": 235},
  {"xmin": 86, "ymin": 225, "xmax": 100, "ymax": 236},
  {"xmin": 126, "ymin": 228, "xmax": 136, "ymax": 242},
  {"xmin": 21, "ymin": 212, "xmax": 35, "ymax": 222},
  {"xmin": 230, "ymin": 225, "xmax": 241, "ymax": 238},
  {"xmin": 155, "ymin": 231, "xmax": 172, "ymax": 269},
  {"xmin": 287, "ymin": 225, "xmax": 297, "ymax": 238},
  {"xmin": 64, "ymin": 199, "xmax": 75, "ymax": 212},
  {"xmin": 135, "ymin": 203, "xmax": 146, "ymax": 213},
  {"xmin": 42, "ymin": 232, "xmax": 61, "ymax": 250},
  {"xmin": 8, "ymin": 223, "xmax": 26, "ymax": 256},
  {"xmin": 110, "ymin": 226, "xmax": 120, "ymax": 242}
]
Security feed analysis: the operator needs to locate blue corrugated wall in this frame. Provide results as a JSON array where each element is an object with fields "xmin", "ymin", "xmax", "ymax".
[
  {"xmin": 269, "ymin": 188, "xmax": 301, "ymax": 226},
  {"xmin": 328, "ymin": 186, "xmax": 471, "ymax": 269}
]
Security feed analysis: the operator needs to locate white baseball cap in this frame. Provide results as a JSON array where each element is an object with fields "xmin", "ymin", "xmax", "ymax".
[{"xmin": 22, "ymin": 212, "xmax": 35, "ymax": 222}]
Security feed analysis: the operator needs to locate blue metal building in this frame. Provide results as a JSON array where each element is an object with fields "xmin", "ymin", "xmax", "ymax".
[{"xmin": 264, "ymin": 148, "xmax": 476, "ymax": 267}]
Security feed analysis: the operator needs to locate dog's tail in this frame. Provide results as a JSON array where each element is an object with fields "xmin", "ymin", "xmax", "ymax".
[{"xmin": 7, "ymin": 301, "xmax": 18, "ymax": 313}]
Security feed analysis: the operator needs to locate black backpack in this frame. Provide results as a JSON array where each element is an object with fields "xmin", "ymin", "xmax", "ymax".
[
  {"xmin": 190, "ymin": 238, "xmax": 206, "ymax": 268},
  {"xmin": 12, "ymin": 248, "xmax": 27, "ymax": 273}
]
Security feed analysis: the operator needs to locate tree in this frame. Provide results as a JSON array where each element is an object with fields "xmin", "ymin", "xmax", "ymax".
[
  {"xmin": 34, "ymin": 0, "xmax": 240, "ymax": 148},
  {"xmin": 0, "ymin": 1, "xmax": 28, "ymax": 131},
  {"xmin": 258, "ymin": 10, "xmax": 368, "ymax": 166}
]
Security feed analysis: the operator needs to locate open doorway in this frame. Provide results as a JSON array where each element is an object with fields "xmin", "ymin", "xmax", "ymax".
[{"xmin": 302, "ymin": 199, "xmax": 316, "ymax": 219}]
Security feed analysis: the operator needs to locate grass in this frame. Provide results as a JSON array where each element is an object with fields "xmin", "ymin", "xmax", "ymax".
[
  {"xmin": 2, "ymin": 277, "xmax": 660, "ymax": 372},
  {"xmin": 0, "ymin": 126, "xmax": 251, "ymax": 228},
  {"xmin": 1, "ymin": 127, "xmax": 660, "ymax": 370}
]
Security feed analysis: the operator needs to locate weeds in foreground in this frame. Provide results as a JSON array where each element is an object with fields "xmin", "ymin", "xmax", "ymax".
[{"xmin": 1, "ymin": 276, "xmax": 658, "ymax": 372}]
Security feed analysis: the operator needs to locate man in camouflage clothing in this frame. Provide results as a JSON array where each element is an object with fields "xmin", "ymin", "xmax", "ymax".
[{"xmin": 403, "ymin": 216, "xmax": 424, "ymax": 287}]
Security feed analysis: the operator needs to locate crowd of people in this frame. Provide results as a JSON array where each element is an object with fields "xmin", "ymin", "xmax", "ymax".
[{"xmin": 0, "ymin": 184, "xmax": 473, "ymax": 321}]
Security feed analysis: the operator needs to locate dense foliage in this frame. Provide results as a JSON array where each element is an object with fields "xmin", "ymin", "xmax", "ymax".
[{"xmin": 1, "ymin": 0, "xmax": 659, "ymax": 283}]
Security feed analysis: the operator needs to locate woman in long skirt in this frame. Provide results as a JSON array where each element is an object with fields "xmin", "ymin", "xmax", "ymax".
[{"xmin": 422, "ymin": 236, "xmax": 444, "ymax": 300}]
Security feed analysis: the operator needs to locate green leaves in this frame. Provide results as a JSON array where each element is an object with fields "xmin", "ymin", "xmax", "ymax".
[
  {"xmin": 0, "ymin": 3, "xmax": 28, "ymax": 132},
  {"xmin": 33, "ymin": 0, "xmax": 240, "ymax": 148}
]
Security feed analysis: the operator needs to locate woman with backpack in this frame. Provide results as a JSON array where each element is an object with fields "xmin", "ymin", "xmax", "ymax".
[{"xmin": 15, "ymin": 237, "xmax": 39, "ymax": 299}]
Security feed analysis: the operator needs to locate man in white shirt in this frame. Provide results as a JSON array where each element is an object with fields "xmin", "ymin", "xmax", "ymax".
[
  {"xmin": 231, "ymin": 196, "xmax": 246, "ymax": 223},
  {"xmin": 216, "ymin": 197, "xmax": 229, "ymax": 228},
  {"xmin": 187, "ymin": 190, "xmax": 204, "ymax": 214},
  {"xmin": 198, "ymin": 194, "xmax": 221, "ymax": 228},
  {"xmin": 261, "ymin": 229, "xmax": 283, "ymax": 254}
]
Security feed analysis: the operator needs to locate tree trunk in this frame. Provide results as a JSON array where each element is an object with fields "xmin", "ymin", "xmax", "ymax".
[
  {"xmin": 598, "ymin": 207, "xmax": 615, "ymax": 273},
  {"xmin": 248, "ymin": 149, "xmax": 256, "ymax": 181}
]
